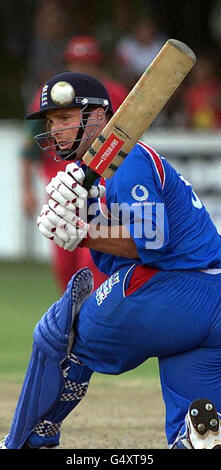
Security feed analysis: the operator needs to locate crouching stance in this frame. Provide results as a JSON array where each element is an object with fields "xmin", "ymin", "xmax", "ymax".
[
  {"xmin": 3, "ymin": 268, "xmax": 94, "ymax": 449},
  {"xmin": 3, "ymin": 263, "xmax": 221, "ymax": 449},
  {"xmin": 3, "ymin": 71, "xmax": 221, "ymax": 450}
]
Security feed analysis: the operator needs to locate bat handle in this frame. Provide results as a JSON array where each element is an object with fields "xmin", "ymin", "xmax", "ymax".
[{"xmin": 83, "ymin": 167, "xmax": 100, "ymax": 191}]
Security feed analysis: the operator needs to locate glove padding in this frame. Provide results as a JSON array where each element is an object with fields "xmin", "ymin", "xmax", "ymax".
[
  {"xmin": 37, "ymin": 201, "xmax": 89, "ymax": 251},
  {"xmin": 46, "ymin": 163, "xmax": 105, "ymax": 210},
  {"xmin": 38, "ymin": 162, "xmax": 105, "ymax": 251}
]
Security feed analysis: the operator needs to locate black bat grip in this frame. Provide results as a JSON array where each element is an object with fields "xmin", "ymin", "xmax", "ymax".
[{"xmin": 83, "ymin": 167, "xmax": 100, "ymax": 191}]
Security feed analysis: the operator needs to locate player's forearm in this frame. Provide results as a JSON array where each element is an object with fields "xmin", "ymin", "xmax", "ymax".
[{"xmin": 86, "ymin": 224, "xmax": 139, "ymax": 259}]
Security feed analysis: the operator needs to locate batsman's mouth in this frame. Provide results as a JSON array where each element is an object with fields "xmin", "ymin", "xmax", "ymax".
[{"xmin": 57, "ymin": 141, "xmax": 73, "ymax": 150}]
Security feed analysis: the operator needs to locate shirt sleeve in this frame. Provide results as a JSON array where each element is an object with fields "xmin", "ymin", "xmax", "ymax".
[{"xmin": 115, "ymin": 144, "xmax": 170, "ymax": 264}]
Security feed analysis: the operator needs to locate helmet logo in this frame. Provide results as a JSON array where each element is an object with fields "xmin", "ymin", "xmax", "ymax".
[
  {"xmin": 41, "ymin": 84, "xmax": 49, "ymax": 107},
  {"xmin": 50, "ymin": 81, "xmax": 75, "ymax": 105}
]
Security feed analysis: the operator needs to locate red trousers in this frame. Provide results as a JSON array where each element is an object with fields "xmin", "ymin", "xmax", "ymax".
[{"xmin": 51, "ymin": 244, "xmax": 107, "ymax": 293}]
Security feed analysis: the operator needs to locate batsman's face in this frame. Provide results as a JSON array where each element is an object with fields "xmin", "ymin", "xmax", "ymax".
[
  {"xmin": 46, "ymin": 107, "xmax": 106, "ymax": 160},
  {"xmin": 46, "ymin": 108, "xmax": 81, "ymax": 157}
]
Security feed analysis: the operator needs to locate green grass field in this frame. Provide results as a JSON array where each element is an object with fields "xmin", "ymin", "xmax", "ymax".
[
  {"xmin": 0, "ymin": 260, "xmax": 59, "ymax": 380},
  {"xmin": 0, "ymin": 260, "xmax": 159, "ymax": 383}
]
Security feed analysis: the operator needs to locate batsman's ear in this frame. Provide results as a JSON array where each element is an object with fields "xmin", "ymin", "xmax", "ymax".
[{"xmin": 91, "ymin": 106, "xmax": 107, "ymax": 121}]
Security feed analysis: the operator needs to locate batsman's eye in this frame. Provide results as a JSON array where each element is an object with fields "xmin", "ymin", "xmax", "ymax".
[{"xmin": 60, "ymin": 116, "xmax": 70, "ymax": 122}]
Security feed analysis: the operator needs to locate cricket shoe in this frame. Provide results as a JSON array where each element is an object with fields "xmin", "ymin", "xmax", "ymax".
[
  {"xmin": 172, "ymin": 398, "xmax": 221, "ymax": 449},
  {"xmin": 68, "ymin": 267, "xmax": 94, "ymax": 349},
  {"xmin": 71, "ymin": 267, "xmax": 94, "ymax": 314},
  {"xmin": 23, "ymin": 442, "xmax": 59, "ymax": 449},
  {"xmin": 0, "ymin": 436, "xmax": 7, "ymax": 449},
  {"xmin": 0, "ymin": 433, "xmax": 58, "ymax": 449}
]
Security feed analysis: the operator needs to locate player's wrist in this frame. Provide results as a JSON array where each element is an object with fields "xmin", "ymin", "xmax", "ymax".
[{"xmin": 78, "ymin": 230, "xmax": 91, "ymax": 247}]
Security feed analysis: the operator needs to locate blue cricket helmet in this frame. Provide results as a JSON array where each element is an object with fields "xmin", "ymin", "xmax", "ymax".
[{"xmin": 26, "ymin": 71, "xmax": 114, "ymax": 120}]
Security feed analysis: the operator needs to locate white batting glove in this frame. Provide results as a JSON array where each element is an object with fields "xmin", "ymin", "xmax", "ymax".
[
  {"xmin": 37, "ymin": 202, "xmax": 89, "ymax": 251},
  {"xmin": 66, "ymin": 162, "xmax": 106, "ymax": 199},
  {"xmin": 45, "ymin": 163, "xmax": 105, "ymax": 210}
]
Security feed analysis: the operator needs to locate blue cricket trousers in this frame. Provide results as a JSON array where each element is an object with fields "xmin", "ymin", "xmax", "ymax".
[{"xmin": 72, "ymin": 266, "xmax": 221, "ymax": 445}]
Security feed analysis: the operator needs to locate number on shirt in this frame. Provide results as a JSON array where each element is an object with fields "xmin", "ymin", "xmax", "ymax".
[{"xmin": 179, "ymin": 175, "xmax": 203, "ymax": 209}]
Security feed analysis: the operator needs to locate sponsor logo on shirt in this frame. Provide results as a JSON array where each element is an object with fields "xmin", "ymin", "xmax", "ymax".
[{"xmin": 131, "ymin": 184, "xmax": 149, "ymax": 201}]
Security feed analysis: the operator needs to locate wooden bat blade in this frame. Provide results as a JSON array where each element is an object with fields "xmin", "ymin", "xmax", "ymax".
[{"xmin": 82, "ymin": 39, "xmax": 196, "ymax": 188}]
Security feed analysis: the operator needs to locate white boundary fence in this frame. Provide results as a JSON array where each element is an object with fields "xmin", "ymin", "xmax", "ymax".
[{"xmin": 1, "ymin": 121, "xmax": 221, "ymax": 260}]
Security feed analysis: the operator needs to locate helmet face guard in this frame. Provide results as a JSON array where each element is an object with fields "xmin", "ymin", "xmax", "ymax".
[
  {"xmin": 26, "ymin": 71, "xmax": 113, "ymax": 161},
  {"xmin": 34, "ymin": 105, "xmax": 107, "ymax": 161}
]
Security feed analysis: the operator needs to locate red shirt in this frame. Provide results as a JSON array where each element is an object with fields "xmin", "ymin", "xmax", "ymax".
[{"xmin": 184, "ymin": 80, "xmax": 221, "ymax": 129}]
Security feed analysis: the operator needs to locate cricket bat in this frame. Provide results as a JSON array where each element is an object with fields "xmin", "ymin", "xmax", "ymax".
[{"xmin": 82, "ymin": 39, "xmax": 196, "ymax": 190}]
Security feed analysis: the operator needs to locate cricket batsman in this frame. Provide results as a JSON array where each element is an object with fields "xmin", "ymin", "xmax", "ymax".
[{"xmin": 2, "ymin": 71, "xmax": 221, "ymax": 449}]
